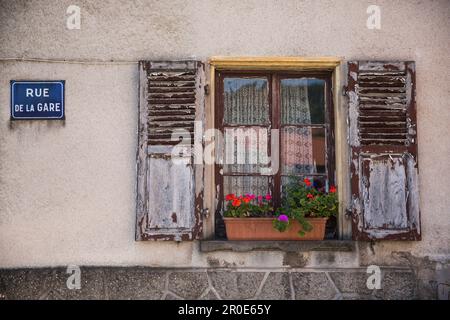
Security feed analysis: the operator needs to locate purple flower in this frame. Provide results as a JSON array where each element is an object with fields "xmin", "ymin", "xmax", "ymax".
[{"xmin": 278, "ymin": 214, "xmax": 289, "ymax": 222}]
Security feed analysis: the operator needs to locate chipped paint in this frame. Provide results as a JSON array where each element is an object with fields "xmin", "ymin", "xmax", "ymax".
[{"xmin": 348, "ymin": 90, "xmax": 360, "ymax": 147}]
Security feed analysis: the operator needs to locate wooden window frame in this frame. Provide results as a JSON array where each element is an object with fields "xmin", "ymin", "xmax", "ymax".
[
  {"xmin": 204, "ymin": 57, "xmax": 351, "ymax": 240},
  {"xmin": 215, "ymin": 70, "xmax": 335, "ymax": 237}
]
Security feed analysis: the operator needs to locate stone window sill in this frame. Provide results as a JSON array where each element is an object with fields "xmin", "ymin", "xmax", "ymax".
[{"xmin": 199, "ymin": 240, "xmax": 356, "ymax": 253}]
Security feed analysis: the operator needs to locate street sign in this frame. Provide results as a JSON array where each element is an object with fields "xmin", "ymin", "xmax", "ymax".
[{"xmin": 11, "ymin": 80, "xmax": 65, "ymax": 120}]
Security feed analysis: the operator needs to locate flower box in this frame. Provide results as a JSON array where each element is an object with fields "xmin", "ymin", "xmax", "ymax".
[{"xmin": 224, "ymin": 217, "xmax": 328, "ymax": 241}]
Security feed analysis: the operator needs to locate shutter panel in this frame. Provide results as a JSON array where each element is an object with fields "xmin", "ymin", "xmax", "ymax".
[
  {"xmin": 348, "ymin": 61, "xmax": 420, "ymax": 240},
  {"xmin": 136, "ymin": 61, "xmax": 205, "ymax": 241}
]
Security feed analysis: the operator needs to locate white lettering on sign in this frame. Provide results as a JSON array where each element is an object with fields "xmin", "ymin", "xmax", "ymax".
[
  {"xmin": 36, "ymin": 103, "xmax": 60, "ymax": 112},
  {"xmin": 25, "ymin": 88, "xmax": 50, "ymax": 97}
]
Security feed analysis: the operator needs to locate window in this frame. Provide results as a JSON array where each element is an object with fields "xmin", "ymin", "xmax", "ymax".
[
  {"xmin": 135, "ymin": 58, "xmax": 421, "ymax": 243},
  {"xmin": 214, "ymin": 71, "xmax": 335, "ymax": 238}
]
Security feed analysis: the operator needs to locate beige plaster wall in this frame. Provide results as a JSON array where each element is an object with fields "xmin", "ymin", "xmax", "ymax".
[{"xmin": 0, "ymin": 0, "xmax": 449, "ymax": 267}]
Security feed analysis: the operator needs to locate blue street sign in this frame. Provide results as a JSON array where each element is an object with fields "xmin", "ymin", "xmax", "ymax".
[{"xmin": 11, "ymin": 80, "xmax": 65, "ymax": 120}]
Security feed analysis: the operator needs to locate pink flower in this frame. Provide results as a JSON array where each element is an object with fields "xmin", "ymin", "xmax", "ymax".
[
  {"xmin": 246, "ymin": 194, "xmax": 256, "ymax": 200},
  {"xmin": 265, "ymin": 194, "xmax": 272, "ymax": 201},
  {"xmin": 257, "ymin": 195, "xmax": 263, "ymax": 202},
  {"xmin": 278, "ymin": 214, "xmax": 289, "ymax": 222}
]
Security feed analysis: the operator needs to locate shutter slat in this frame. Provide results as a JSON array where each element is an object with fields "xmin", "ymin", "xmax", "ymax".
[
  {"xmin": 148, "ymin": 115, "xmax": 196, "ymax": 122},
  {"xmin": 149, "ymin": 92, "xmax": 196, "ymax": 99},
  {"xmin": 149, "ymin": 109, "xmax": 195, "ymax": 116},
  {"xmin": 149, "ymin": 87, "xmax": 196, "ymax": 93},
  {"xmin": 149, "ymin": 104, "xmax": 195, "ymax": 110},
  {"xmin": 358, "ymin": 87, "xmax": 406, "ymax": 94},
  {"xmin": 149, "ymin": 81, "xmax": 196, "ymax": 88}
]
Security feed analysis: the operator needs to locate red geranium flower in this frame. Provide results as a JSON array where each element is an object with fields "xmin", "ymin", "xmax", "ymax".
[
  {"xmin": 304, "ymin": 178, "xmax": 312, "ymax": 187},
  {"xmin": 329, "ymin": 186, "xmax": 337, "ymax": 193},
  {"xmin": 265, "ymin": 194, "xmax": 272, "ymax": 201},
  {"xmin": 225, "ymin": 194, "xmax": 235, "ymax": 201},
  {"xmin": 232, "ymin": 199, "xmax": 241, "ymax": 207},
  {"xmin": 242, "ymin": 197, "xmax": 251, "ymax": 204},
  {"xmin": 307, "ymin": 193, "xmax": 314, "ymax": 199}
]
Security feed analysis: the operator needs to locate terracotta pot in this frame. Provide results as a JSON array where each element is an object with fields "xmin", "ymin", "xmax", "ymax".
[{"xmin": 223, "ymin": 217, "xmax": 328, "ymax": 240}]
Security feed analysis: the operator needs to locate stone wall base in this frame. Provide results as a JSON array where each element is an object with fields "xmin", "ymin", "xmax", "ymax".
[{"xmin": 1, "ymin": 266, "xmax": 448, "ymax": 300}]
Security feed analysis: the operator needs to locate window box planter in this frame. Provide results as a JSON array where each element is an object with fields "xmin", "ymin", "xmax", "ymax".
[{"xmin": 224, "ymin": 217, "xmax": 328, "ymax": 241}]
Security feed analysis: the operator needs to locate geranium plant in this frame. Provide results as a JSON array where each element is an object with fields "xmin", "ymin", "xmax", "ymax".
[
  {"xmin": 273, "ymin": 178, "xmax": 338, "ymax": 236},
  {"xmin": 223, "ymin": 193, "xmax": 273, "ymax": 218}
]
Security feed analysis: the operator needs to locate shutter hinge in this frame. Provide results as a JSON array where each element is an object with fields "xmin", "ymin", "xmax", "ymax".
[
  {"xmin": 342, "ymin": 85, "xmax": 348, "ymax": 97},
  {"xmin": 345, "ymin": 208, "xmax": 352, "ymax": 220},
  {"xmin": 202, "ymin": 208, "xmax": 210, "ymax": 218},
  {"xmin": 204, "ymin": 84, "xmax": 210, "ymax": 96}
]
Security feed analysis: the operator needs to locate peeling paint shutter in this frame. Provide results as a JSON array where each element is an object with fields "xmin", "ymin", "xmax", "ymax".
[
  {"xmin": 348, "ymin": 61, "xmax": 420, "ymax": 240},
  {"xmin": 136, "ymin": 61, "xmax": 205, "ymax": 241}
]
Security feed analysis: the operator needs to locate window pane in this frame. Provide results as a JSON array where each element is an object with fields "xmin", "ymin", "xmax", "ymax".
[
  {"xmin": 282, "ymin": 127, "xmax": 326, "ymax": 174},
  {"xmin": 224, "ymin": 78, "xmax": 269, "ymax": 125},
  {"xmin": 223, "ymin": 176, "xmax": 269, "ymax": 198},
  {"xmin": 281, "ymin": 78, "xmax": 325, "ymax": 124},
  {"xmin": 223, "ymin": 126, "xmax": 270, "ymax": 174}
]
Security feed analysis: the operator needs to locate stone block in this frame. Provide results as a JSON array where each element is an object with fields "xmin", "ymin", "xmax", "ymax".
[
  {"xmin": 291, "ymin": 272, "xmax": 336, "ymax": 300},
  {"xmin": 328, "ymin": 271, "xmax": 374, "ymax": 296},
  {"xmin": 209, "ymin": 271, "xmax": 264, "ymax": 299},
  {"xmin": 168, "ymin": 272, "xmax": 208, "ymax": 299},
  {"xmin": 257, "ymin": 272, "xmax": 291, "ymax": 300},
  {"xmin": 373, "ymin": 271, "xmax": 417, "ymax": 300}
]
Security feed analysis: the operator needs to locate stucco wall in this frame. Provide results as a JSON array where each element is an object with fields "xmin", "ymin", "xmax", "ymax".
[{"xmin": 0, "ymin": 0, "xmax": 449, "ymax": 268}]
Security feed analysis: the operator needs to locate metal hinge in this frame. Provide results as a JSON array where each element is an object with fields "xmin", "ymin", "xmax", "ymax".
[
  {"xmin": 202, "ymin": 208, "xmax": 210, "ymax": 218},
  {"xmin": 342, "ymin": 85, "xmax": 348, "ymax": 97},
  {"xmin": 345, "ymin": 208, "xmax": 352, "ymax": 219},
  {"xmin": 204, "ymin": 84, "xmax": 210, "ymax": 96}
]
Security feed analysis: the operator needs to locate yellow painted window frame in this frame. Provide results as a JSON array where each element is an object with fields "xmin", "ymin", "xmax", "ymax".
[{"xmin": 203, "ymin": 57, "xmax": 351, "ymax": 240}]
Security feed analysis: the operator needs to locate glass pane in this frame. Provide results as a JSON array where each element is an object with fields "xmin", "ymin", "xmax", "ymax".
[
  {"xmin": 223, "ymin": 176, "xmax": 269, "ymax": 198},
  {"xmin": 223, "ymin": 126, "xmax": 270, "ymax": 174},
  {"xmin": 281, "ymin": 78, "xmax": 325, "ymax": 124},
  {"xmin": 282, "ymin": 127, "xmax": 326, "ymax": 175},
  {"xmin": 224, "ymin": 78, "xmax": 269, "ymax": 125}
]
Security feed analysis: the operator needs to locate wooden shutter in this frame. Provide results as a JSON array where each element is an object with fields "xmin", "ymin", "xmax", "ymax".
[
  {"xmin": 136, "ymin": 61, "xmax": 205, "ymax": 241},
  {"xmin": 347, "ymin": 61, "xmax": 420, "ymax": 240}
]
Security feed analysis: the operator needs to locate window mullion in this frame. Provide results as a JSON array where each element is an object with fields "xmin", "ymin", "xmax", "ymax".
[{"xmin": 271, "ymin": 73, "xmax": 281, "ymax": 210}]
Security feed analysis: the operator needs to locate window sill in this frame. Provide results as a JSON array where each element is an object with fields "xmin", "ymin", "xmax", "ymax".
[{"xmin": 199, "ymin": 240, "xmax": 356, "ymax": 253}]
